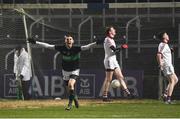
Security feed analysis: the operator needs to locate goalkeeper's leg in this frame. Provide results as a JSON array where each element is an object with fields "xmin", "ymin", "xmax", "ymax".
[
  {"xmin": 114, "ymin": 68, "xmax": 134, "ymax": 98},
  {"xmin": 102, "ymin": 70, "xmax": 113, "ymax": 101}
]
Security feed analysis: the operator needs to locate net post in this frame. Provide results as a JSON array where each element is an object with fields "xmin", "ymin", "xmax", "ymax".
[{"xmin": 21, "ymin": 8, "xmax": 35, "ymax": 99}]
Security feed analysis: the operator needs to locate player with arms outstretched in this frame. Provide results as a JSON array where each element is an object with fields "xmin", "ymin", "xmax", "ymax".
[
  {"xmin": 102, "ymin": 26, "xmax": 134, "ymax": 101},
  {"xmin": 28, "ymin": 34, "xmax": 99, "ymax": 110},
  {"xmin": 156, "ymin": 32, "xmax": 178, "ymax": 104}
]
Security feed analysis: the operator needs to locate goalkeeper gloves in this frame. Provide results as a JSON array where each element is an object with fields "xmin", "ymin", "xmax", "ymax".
[{"xmin": 121, "ymin": 44, "xmax": 128, "ymax": 49}]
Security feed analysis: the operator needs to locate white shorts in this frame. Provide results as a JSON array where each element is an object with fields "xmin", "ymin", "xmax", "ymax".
[
  {"xmin": 162, "ymin": 65, "xmax": 175, "ymax": 76},
  {"xmin": 104, "ymin": 58, "xmax": 120, "ymax": 70},
  {"xmin": 62, "ymin": 69, "xmax": 80, "ymax": 81}
]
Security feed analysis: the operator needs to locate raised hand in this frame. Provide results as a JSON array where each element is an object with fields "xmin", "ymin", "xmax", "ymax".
[
  {"xmin": 94, "ymin": 36, "xmax": 104, "ymax": 45},
  {"xmin": 27, "ymin": 37, "xmax": 36, "ymax": 44},
  {"xmin": 121, "ymin": 44, "xmax": 128, "ymax": 49}
]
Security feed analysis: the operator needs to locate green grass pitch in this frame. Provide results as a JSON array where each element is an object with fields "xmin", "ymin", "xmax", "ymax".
[{"xmin": 0, "ymin": 99, "xmax": 180, "ymax": 118}]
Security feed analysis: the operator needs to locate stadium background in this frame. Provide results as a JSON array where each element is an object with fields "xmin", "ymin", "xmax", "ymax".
[{"xmin": 0, "ymin": 0, "xmax": 180, "ymax": 100}]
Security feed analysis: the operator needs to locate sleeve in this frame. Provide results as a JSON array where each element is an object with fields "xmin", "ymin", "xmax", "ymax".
[
  {"xmin": 158, "ymin": 43, "xmax": 166, "ymax": 54},
  {"xmin": 81, "ymin": 42, "xmax": 96, "ymax": 51},
  {"xmin": 106, "ymin": 38, "xmax": 115, "ymax": 48},
  {"xmin": 105, "ymin": 38, "xmax": 121, "ymax": 52},
  {"xmin": 20, "ymin": 52, "xmax": 31, "ymax": 77},
  {"xmin": 36, "ymin": 41, "xmax": 55, "ymax": 50},
  {"xmin": 110, "ymin": 46, "xmax": 121, "ymax": 53},
  {"xmin": 157, "ymin": 43, "xmax": 164, "ymax": 67},
  {"xmin": 54, "ymin": 45, "xmax": 63, "ymax": 53},
  {"xmin": 74, "ymin": 46, "xmax": 82, "ymax": 53}
]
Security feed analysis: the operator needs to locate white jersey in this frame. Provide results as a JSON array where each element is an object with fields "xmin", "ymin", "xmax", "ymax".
[
  {"xmin": 14, "ymin": 48, "xmax": 32, "ymax": 81},
  {"xmin": 103, "ymin": 37, "xmax": 120, "ymax": 70},
  {"xmin": 104, "ymin": 37, "xmax": 116, "ymax": 60},
  {"xmin": 158, "ymin": 42, "xmax": 172, "ymax": 67}
]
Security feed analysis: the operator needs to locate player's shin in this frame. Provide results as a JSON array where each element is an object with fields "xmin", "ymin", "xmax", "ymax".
[
  {"xmin": 69, "ymin": 89, "xmax": 75, "ymax": 101},
  {"xmin": 120, "ymin": 79, "xmax": 135, "ymax": 98},
  {"xmin": 102, "ymin": 79, "xmax": 112, "ymax": 101},
  {"xmin": 119, "ymin": 79, "xmax": 130, "ymax": 94},
  {"xmin": 103, "ymin": 79, "xmax": 110, "ymax": 97},
  {"xmin": 65, "ymin": 89, "xmax": 74, "ymax": 110}
]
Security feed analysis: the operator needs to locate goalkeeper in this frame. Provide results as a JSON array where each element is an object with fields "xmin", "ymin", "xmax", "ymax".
[{"xmin": 28, "ymin": 34, "xmax": 101, "ymax": 110}]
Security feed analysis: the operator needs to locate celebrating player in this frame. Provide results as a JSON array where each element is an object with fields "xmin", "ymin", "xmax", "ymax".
[
  {"xmin": 102, "ymin": 26, "xmax": 134, "ymax": 101},
  {"xmin": 28, "ymin": 34, "xmax": 98, "ymax": 110},
  {"xmin": 156, "ymin": 32, "xmax": 178, "ymax": 104}
]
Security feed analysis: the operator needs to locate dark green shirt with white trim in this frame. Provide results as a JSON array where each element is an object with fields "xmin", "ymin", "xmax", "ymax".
[{"xmin": 55, "ymin": 45, "xmax": 81, "ymax": 71}]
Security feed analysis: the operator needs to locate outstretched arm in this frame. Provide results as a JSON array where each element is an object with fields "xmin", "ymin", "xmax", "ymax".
[
  {"xmin": 28, "ymin": 38, "xmax": 55, "ymax": 50},
  {"xmin": 81, "ymin": 42, "xmax": 96, "ymax": 51},
  {"xmin": 110, "ymin": 44, "xmax": 128, "ymax": 53},
  {"xmin": 36, "ymin": 41, "xmax": 55, "ymax": 50}
]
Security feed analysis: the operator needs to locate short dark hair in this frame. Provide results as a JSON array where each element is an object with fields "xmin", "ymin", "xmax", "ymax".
[
  {"xmin": 157, "ymin": 31, "xmax": 167, "ymax": 40},
  {"xmin": 105, "ymin": 26, "xmax": 114, "ymax": 36},
  {"xmin": 65, "ymin": 33, "xmax": 74, "ymax": 38}
]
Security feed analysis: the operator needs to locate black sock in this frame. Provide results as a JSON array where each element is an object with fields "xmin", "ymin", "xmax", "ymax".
[
  {"xmin": 163, "ymin": 90, "xmax": 168, "ymax": 97},
  {"xmin": 167, "ymin": 96, "xmax": 171, "ymax": 101},
  {"xmin": 124, "ymin": 89, "xmax": 131, "ymax": 95}
]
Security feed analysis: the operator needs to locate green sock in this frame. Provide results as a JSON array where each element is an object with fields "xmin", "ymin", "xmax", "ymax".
[
  {"xmin": 69, "ymin": 90, "xmax": 75, "ymax": 101},
  {"xmin": 17, "ymin": 87, "xmax": 22, "ymax": 100}
]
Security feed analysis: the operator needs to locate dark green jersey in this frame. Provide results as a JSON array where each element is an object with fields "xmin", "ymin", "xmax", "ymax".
[{"xmin": 55, "ymin": 45, "xmax": 81, "ymax": 71}]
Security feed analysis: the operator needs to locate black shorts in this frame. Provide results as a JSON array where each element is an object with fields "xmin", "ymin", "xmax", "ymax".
[{"xmin": 64, "ymin": 74, "xmax": 79, "ymax": 86}]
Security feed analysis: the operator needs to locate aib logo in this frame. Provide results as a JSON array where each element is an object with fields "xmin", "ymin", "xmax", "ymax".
[
  {"xmin": 4, "ymin": 74, "xmax": 17, "ymax": 98},
  {"xmin": 80, "ymin": 78, "xmax": 90, "ymax": 88},
  {"xmin": 76, "ymin": 74, "xmax": 95, "ymax": 98}
]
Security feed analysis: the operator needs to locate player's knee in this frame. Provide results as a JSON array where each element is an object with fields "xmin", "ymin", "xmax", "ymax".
[
  {"xmin": 174, "ymin": 77, "xmax": 178, "ymax": 84},
  {"xmin": 170, "ymin": 78, "xmax": 177, "ymax": 85},
  {"xmin": 117, "ymin": 76, "xmax": 124, "ymax": 81},
  {"xmin": 68, "ymin": 84, "xmax": 74, "ymax": 90},
  {"xmin": 170, "ymin": 78, "xmax": 175, "ymax": 83}
]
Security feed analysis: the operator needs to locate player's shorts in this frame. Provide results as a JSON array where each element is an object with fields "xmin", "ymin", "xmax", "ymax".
[
  {"xmin": 162, "ymin": 65, "xmax": 175, "ymax": 76},
  {"xmin": 62, "ymin": 69, "xmax": 80, "ymax": 81},
  {"xmin": 104, "ymin": 58, "xmax": 120, "ymax": 71}
]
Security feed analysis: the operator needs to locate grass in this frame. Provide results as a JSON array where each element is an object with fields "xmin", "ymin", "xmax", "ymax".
[{"xmin": 0, "ymin": 99, "xmax": 180, "ymax": 118}]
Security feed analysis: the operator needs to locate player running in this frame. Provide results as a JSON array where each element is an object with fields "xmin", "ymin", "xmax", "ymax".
[
  {"xmin": 102, "ymin": 26, "xmax": 134, "ymax": 101},
  {"xmin": 28, "ymin": 34, "xmax": 99, "ymax": 110},
  {"xmin": 156, "ymin": 32, "xmax": 178, "ymax": 104}
]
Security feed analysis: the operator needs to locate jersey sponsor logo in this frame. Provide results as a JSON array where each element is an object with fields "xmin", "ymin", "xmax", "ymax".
[{"xmin": 62, "ymin": 54, "xmax": 80, "ymax": 61}]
